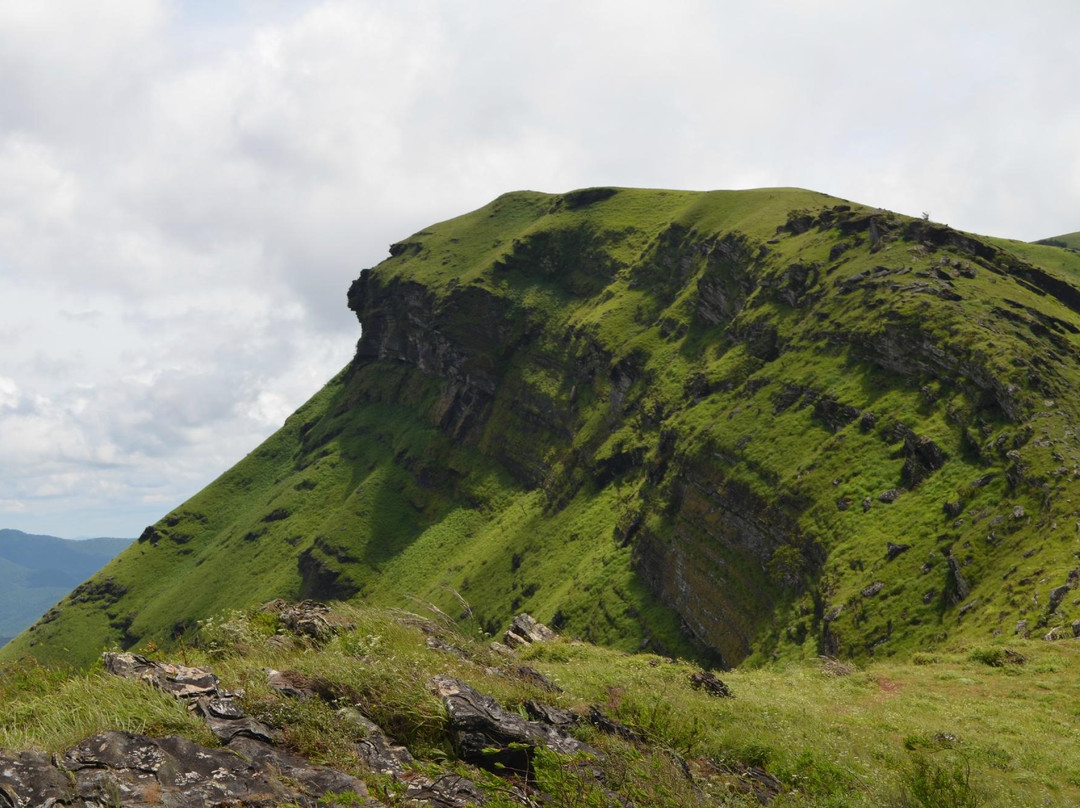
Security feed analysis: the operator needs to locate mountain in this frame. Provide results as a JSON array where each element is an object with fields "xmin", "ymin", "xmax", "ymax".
[
  {"xmin": 0, "ymin": 529, "xmax": 132, "ymax": 647},
  {"xmin": 1035, "ymin": 231, "xmax": 1080, "ymax": 251},
  {"xmin": 8, "ymin": 186, "xmax": 1080, "ymax": 669}
]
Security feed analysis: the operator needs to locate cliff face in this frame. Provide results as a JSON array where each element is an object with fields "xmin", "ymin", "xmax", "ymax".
[
  {"xmin": 335, "ymin": 188, "xmax": 1080, "ymax": 665},
  {"xmin": 10, "ymin": 187, "xmax": 1080, "ymax": 668}
]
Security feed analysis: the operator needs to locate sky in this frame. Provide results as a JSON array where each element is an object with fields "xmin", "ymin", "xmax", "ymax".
[{"xmin": 1, "ymin": 0, "xmax": 1078, "ymax": 538}]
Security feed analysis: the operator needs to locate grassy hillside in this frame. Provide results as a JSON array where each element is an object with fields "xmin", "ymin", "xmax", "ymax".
[
  {"xmin": 0, "ymin": 530, "xmax": 131, "ymax": 645},
  {"xmin": 1034, "ymin": 231, "xmax": 1080, "ymax": 251},
  {"xmin": 3, "ymin": 601, "xmax": 1079, "ymax": 806},
  {"xmin": 9, "ymin": 187, "xmax": 1080, "ymax": 670}
]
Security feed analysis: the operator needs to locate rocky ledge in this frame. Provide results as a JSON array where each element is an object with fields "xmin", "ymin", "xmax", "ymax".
[{"xmin": 0, "ymin": 605, "xmax": 756, "ymax": 807}]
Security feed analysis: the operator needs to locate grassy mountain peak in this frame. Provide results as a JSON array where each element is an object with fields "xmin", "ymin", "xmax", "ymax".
[{"xmin": 8, "ymin": 186, "xmax": 1080, "ymax": 670}]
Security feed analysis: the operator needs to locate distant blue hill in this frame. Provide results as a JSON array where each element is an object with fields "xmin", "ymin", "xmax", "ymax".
[{"xmin": 0, "ymin": 529, "xmax": 132, "ymax": 648}]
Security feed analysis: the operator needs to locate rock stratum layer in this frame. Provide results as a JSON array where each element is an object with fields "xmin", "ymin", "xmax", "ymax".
[{"xmin": 9, "ymin": 187, "xmax": 1080, "ymax": 667}]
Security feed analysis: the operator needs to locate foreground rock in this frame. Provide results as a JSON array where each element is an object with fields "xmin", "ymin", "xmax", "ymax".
[
  {"xmin": 0, "ymin": 730, "xmax": 377, "ymax": 807},
  {"xmin": 104, "ymin": 652, "xmax": 275, "ymax": 743},
  {"xmin": 429, "ymin": 674, "xmax": 596, "ymax": 778},
  {"xmin": 503, "ymin": 613, "xmax": 558, "ymax": 648},
  {"xmin": 690, "ymin": 669, "xmax": 734, "ymax": 698}
]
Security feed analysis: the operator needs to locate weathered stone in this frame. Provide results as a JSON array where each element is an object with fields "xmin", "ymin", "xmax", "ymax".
[
  {"xmin": 404, "ymin": 773, "xmax": 493, "ymax": 808},
  {"xmin": 1016, "ymin": 619, "xmax": 1030, "ymax": 637},
  {"xmin": 0, "ymin": 749, "xmax": 73, "ymax": 806},
  {"xmin": 861, "ymin": 581, "xmax": 885, "ymax": 598},
  {"xmin": 812, "ymin": 396, "xmax": 860, "ymax": 432},
  {"xmin": 191, "ymin": 696, "xmax": 277, "ymax": 744},
  {"xmin": 102, "ymin": 652, "xmax": 218, "ymax": 700},
  {"xmin": 266, "ymin": 668, "xmax": 317, "ymax": 699},
  {"xmin": 946, "ymin": 557, "xmax": 970, "ymax": 605},
  {"xmin": 878, "ymin": 489, "xmax": 901, "ymax": 504},
  {"xmin": 428, "ymin": 675, "xmax": 594, "ymax": 778},
  {"xmin": 276, "ymin": 599, "xmax": 337, "ymax": 640},
  {"xmin": 886, "ymin": 542, "xmax": 911, "ymax": 561},
  {"xmin": 587, "ymin": 706, "xmax": 644, "ymax": 743},
  {"xmin": 1072, "ymin": 619, "xmax": 1080, "ymax": 638},
  {"xmin": 511, "ymin": 664, "xmax": 562, "ymax": 692},
  {"xmin": 523, "ymin": 700, "xmax": 579, "ymax": 729},
  {"xmin": 689, "ymin": 670, "xmax": 733, "ymax": 698},
  {"xmin": 836, "ymin": 496, "xmax": 851, "ymax": 511},
  {"xmin": 1048, "ymin": 584, "xmax": 1069, "ymax": 612},
  {"xmin": 505, "ymin": 613, "xmax": 557, "ymax": 646},
  {"xmin": 862, "ymin": 498, "xmax": 873, "ymax": 513},
  {"xmin": 828, "ymin": 241, "xmax": 851, "ymax": 261},
  {"xmin": 0, "ymin": 730, "xmax": 378, "ymax": 808},
  {"xmin": 103, "ymin": 652, "xmax": 277, "ymax": 745},
  {"xmin": 900, "ymin": 434, "xmax": 947, "ymax": 487},
  {"xmin": 503, "ymin": 629, "xmax": 529, "ymax": 649}
]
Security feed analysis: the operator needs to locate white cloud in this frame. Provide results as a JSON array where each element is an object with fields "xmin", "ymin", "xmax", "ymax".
[{"xmin": 1, "ymin": 0, "xmax": 1078, "ymax": 536}]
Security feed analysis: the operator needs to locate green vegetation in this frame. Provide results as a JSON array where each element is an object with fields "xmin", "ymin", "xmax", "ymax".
[
  {"xmin": 1033, "ymin": 231, "xmax": 1080, "ymax": 251},
  {"xmin": 7, "ymin": 186, "xmax": 1080, "ymax": 674},
  {"xmin": 4, "ymin": 601, "xmax": 1080, "ymax": 806}
]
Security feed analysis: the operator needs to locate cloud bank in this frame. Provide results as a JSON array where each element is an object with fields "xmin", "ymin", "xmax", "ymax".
[{"xmin": 1, "ymin": 0, "xmax": 1077, "ymax": 536}]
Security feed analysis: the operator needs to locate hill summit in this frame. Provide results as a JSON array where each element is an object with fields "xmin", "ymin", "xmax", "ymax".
[{"xmin": 8, "ymin": 187, "xmax": 1080, "ymax": 668}]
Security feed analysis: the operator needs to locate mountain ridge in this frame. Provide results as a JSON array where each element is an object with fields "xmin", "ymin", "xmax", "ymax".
[
  {"xmin": 8, "ymin": 186, "xmax": 1080, "ymax": 668},
  {"xmin": 0, "ymin": 529, "xmax": 132, "ymax": 646}
]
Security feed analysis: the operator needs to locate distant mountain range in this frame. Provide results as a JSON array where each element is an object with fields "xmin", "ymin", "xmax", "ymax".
[{"xmin": 0, "ymin": 529, "xmax": 132, "ymax": 647}]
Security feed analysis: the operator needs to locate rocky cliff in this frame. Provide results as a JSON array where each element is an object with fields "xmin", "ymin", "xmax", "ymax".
[{"xmin": 8, "ymin": 187, "xmax": 1080, "ymax": 668}]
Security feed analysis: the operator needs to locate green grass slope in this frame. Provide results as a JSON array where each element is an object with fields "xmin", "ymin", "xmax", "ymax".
[
  {"xmin": 1034, "ymin": 231, "xmax": 1080, "ymax": 251},
  {"xmin": 9, "ymin": 187, "xmax": 1080, "ymax": 670}
]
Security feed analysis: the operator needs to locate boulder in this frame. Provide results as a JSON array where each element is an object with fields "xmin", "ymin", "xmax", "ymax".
[
  {"xmin": 523, "ymin": 700, "xmax": 579, "ymax": 729},
  {"xmin": 885, "ymin": 542, "xmax": 911, "ymax": 561},
  {"xmin": 689, "ymin": 670, "xmax": 733, "ymax": 698},
  {"xmin": 503, "ymin": 614, "xmax": 557, "ymax": 647},
  {"xmin": 272, "ymin": 599, "xmax": 338, "ymax": 641},
  {"xmin": 0, "ymin": 730, "xmax": 377, "ymax": 808},
  {"xmin": 861, "ymin": 581, "xmax": 885, "ymax": 598},
  {"xmin": 428, "ymin": 675, "xmax": 594, "ymax": 778},
  {"xmin": 266, "ymin": 667, "xmax": 318, "ymax": 699},
  {"xmin": 102, "ymin": 652, "xmax": 218, "ymax": 700},
  {"xmin": 102, "ymin": 652, "xmax": 277, "ymax": 745},
  {"xmin": 1049, "ymin": 584, "xmax": 1069, "ymax": 613}
]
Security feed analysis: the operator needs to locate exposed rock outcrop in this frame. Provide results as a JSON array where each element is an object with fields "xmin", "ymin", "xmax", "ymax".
[
  {"xmin": 0, "ymin": 731, "xmax": 376, "ymax": 807},
  {"xmin": 429, "ymin": 674, "xmax": 596, "ymax": 778}
]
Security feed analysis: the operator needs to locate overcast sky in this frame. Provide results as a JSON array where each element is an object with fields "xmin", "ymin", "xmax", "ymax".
[{"xmin": 1, "ymin": 0, "xmax": 1078, "ymax": 538}]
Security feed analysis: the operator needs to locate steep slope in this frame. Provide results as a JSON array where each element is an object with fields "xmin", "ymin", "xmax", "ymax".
[
  {"xmin": 0, "ymin": 530, "xmax": 131, "ymax": 647},
  {"xmin": 10, "ymin": 187, "xmax": 1080, "ymax": 669}
]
